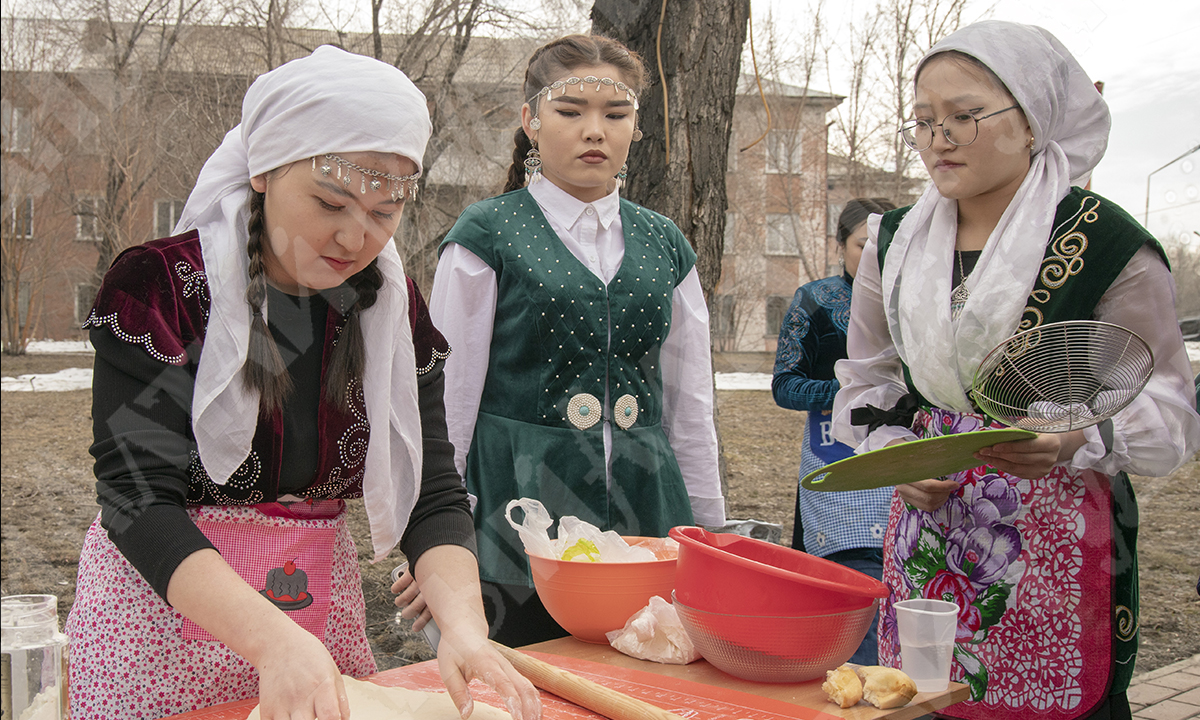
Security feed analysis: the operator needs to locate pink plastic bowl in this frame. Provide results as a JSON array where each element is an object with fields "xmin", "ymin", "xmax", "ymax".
[
  {"xmin": 673, "ymin": 592, "xmax": 880, "ymax": 683},
  {"xmin": 669, "ymin": 526, "xmax": 887, "ymax": 615},
  {"xmin": 527, "ymin": 537, "xmax": 677, "ymax": 644}
]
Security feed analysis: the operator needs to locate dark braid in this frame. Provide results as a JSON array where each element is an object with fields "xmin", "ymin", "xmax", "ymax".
[
  {"xmin": 325, "ymin": 259, "xmax": 384, "ymax": 409},
  {"xmin": 504, "ymin": 127, "xmax": 535, "ymax": 194},
  {"xmin": 243, "ymin": 189, "xmax": 294, "ymax": 414},
  {"xmin": 503, "ymin": 34, "xmax": 648, "ymax": 194}
]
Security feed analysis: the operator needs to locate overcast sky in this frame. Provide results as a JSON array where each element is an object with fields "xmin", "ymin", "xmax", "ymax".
[{"xmin": 763, "ymin": 0, "xmax": 1200, "ymax": 246}]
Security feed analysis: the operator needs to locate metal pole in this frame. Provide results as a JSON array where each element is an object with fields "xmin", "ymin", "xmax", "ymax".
[{"xmin": 1144, "ymin": 142, "xmax": 1200, "ymax": 226}]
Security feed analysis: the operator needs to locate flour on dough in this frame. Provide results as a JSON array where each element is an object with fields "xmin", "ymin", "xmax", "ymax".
[{"xmin": 246, "ymin": 675, "xmax": 513, "ymax": 719}]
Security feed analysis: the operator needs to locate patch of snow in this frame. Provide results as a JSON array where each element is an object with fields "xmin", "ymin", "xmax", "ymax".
[
  {"xmin": 25, "ymin": 340, "xmax": 94, "ymax": 354},
  {"xmin": 1, "ymin": 367, "xmax": 93, "ymax": 392},
  {"xmin": 714, "ymin": 372, "xmax": 772, "ymax": 391}
]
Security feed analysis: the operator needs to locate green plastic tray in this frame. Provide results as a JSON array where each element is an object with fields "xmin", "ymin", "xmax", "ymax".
[{"xmin": 801, "ymin": 428, "xmax": 1037, "ymax": 492}]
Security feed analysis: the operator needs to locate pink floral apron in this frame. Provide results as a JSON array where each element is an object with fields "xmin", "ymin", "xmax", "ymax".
[
  {"xmin": 879, "ymin": 408, "xmax": 1122, "ymax": 720},
  {"xmin": 66, "ymin": 502, "xmax": 376, "ymax": 720}
]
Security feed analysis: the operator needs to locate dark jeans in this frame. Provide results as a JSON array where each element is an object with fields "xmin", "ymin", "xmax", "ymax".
[
  {"xmin": 480, "ymin": 579, "xmax": 569, "ymax": 648},
  {"xmin": 823, "ymin": 547, "xmax": 884, "ymax": 666}
]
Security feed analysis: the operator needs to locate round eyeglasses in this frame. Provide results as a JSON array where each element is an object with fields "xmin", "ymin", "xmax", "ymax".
[{"xmin": 899, "ymin": 105, "xmax": 1021, "ymax": 151}]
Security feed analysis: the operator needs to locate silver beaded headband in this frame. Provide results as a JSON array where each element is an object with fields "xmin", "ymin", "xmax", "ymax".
[
  {"xmin": 311, "ymin": 154, "xmax": 421, "ymax": 201},
  {"xmin": 527, "ymin": 75, "xmax": 639, "ymax": 131}
]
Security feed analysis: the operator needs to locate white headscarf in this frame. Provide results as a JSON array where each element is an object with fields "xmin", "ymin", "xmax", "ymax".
[
  {"xmin": 175, "ymin": 45, "xmax": 433, "ymax": 561},
  {"xmin": 880, "ymin": 21, "xmax": 1110, "ymax": 411}
]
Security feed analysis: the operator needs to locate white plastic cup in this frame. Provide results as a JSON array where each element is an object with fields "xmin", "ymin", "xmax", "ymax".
[{"xmin": 894, "ymin": 598, "xmax": 959, "ymax": 692}]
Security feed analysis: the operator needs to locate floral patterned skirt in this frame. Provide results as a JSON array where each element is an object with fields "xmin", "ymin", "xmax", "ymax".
[
  {"xmin": 65, "ymin": 505, "xmax": 377, "ymax": 720},
  {"xmin": 879, "ymin": 408, "xmax": 1136, "ymax": 720}
]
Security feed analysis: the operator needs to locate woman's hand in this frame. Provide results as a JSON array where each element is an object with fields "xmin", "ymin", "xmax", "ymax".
[
  {"xmin": 411, "ymin": 546, "xmax": 541, "ymax": 720},
  {"xmin": 254, "ymin": 628, "xmax": 350, "ymax": 720},
  {"xmin": 896, "ymin": 477, "xmax": 961, "ymax": 512},
  {"xmin": 391, "ymin": 564, "xmax": 433, "ymax": 632},
  {"xmin": 975, "ymin": 430, "xmax": 1086, "ymax": 480}
]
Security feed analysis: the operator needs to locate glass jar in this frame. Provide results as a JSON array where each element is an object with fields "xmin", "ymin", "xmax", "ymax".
[{"xmin": 2, "ymin": 594, "xmax": 68, "ymax": 720}]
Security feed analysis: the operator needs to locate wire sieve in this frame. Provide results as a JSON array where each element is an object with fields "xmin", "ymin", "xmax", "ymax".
[{"xmin": 969, "ymin": 320, "xmax": 1154, "ymax": 433}]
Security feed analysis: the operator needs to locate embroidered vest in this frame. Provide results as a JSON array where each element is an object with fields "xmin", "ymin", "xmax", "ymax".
[
  {"xmin": 441, "ymin": 189, "xmax": 697, "ymax": 586},
  {"xmin": 85, "ymin": 232, "xmax": 448, "ymax": 504}
]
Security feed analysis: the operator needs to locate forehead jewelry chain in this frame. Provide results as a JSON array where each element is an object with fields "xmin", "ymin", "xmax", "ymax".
[
  {"xmin": 311, "ymin": 154, "xmax": 421, "ymax": 201},
  {"xmin": 528, "ymin": 75, "xmax": 639, "ymax": 132}
]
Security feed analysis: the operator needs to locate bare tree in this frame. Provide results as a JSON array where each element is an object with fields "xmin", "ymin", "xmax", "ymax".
[
  {"xmin": 2, "ymin": 17, "xmax": 83, "ymax": 353},
  {"xmin": 875, "ymin": 0, "xmax": 970, "ymax": 198},
  {"xmin": 591, "ymin": 0, "xmax": 751, "ymax": 303}
]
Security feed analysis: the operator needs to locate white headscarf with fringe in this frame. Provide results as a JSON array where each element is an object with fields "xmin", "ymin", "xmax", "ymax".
[
  {"xmin": 879, "ymin": 20, "xmax": 1110, "ymax": 412},
  {"xmin": 175, "ymin": 45, "xmax": 433, "ymax": 561}
]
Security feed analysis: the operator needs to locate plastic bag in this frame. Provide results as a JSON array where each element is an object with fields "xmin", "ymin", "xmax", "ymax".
[
  {"xmin": 505, "ymin": 498, "xmax": 665, "ymax": 562},
  {"xmin": 605, "ymin": 595, "xmax": 701, "ymax": 665}
]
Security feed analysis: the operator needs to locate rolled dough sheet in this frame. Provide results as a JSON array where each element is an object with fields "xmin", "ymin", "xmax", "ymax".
[{"xmin": 246, "ymin": 675, "xmax": 513, "ymax": 719}]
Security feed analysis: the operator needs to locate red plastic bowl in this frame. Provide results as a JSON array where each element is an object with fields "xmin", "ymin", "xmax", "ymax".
[
  {"xmin": 669, "ymin": 526, "xmax": 887, "ymax": 615},
  {"xmin": 527, "ymin": 537, "xmax": 677, "ymax": 644},
  {"xmin": 673, "ymin": 592, "xmax": 880, "ymax": 683}
]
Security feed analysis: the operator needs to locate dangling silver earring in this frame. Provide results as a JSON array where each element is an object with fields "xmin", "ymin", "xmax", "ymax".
[
  {"xmin": 614, "ymin": 162, "xmax": 629, "ymax": 189},
  {"xmin": 530, "ymin": 117, "xmax": 541, "ymax": 131},
  {"xmin": 632, "ymin": 128, "xmax": 643, "ymax": 142},
  {"xmin": 524, "ymin": 145, "xmax": 542, "ymax": 184}
]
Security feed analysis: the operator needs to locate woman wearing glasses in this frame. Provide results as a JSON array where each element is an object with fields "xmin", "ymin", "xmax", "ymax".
[{"xmin": 832, "ymin": 21, "xmax": 1199, "ymax": 720}]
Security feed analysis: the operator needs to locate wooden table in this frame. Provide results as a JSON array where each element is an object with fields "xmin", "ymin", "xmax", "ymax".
[
  {"xmin": 169, "ymin": 637, "xmax": 968, "ymax": 720},
  {"xmin": 525, "ymin": 637, "xmax": 968, "ymax": 720}
]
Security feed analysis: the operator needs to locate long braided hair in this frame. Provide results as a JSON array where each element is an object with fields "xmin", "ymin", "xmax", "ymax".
[
  {"xmin": 503, "ymin": 35, "xmax": 648, "ymax": 194},
  {"xmin": 243, "ymin": 182, "xmax": 384, "ymax": 414}
]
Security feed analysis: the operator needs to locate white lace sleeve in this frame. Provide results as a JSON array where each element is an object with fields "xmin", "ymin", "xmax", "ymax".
[
  {"xmin": 1068, "ymin": 244, "xmax": 1200, "ymax": 476},
  {"xmin": 832, "ymin": 216, "xmax": 920, "ymax": 453}
]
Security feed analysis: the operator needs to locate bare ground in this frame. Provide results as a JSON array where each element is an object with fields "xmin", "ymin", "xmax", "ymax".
[{"xmin": 2, "ymin": 354, "xmax": 1197, "ymax": 676}]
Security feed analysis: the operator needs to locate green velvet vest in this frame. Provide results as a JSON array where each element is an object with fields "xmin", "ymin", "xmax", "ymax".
[
  {"xmin": 877, "ymin": 187, "xmax": 1167, "ymax": 699},
  {"xmin": 441, "ymin": 188, "xmax": 697, "ymax": 586}
]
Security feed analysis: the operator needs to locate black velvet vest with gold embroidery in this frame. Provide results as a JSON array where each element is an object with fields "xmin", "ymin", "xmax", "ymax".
[{"xmin": 876, "ymin": 187, "xmax": 1167, "ymax": 403}]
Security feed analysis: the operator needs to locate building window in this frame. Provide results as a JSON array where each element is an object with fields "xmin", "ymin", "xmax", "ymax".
[
  {"xmin": 765, "ymin": 295, "xmax": 789, "ymax": 337},
  {"xmin": 9, "ymin": 195, "xmax": 34, "ymax": 238},
  {"xmin": 765, "ymin": 213, "xmax": 798, "ymax": 255},
  {"xmin": 765, "ymin": 129, "xmax": 802, "ymax": 175},
  {"xmin": 76, "ymin": 283, "xmax": 100, "ymax": 324},
  {"xmin": 156, "ymin": 199, "xmax": 186, "ymax": 238},
  {"xmin": 76, "ymin": 197, "xmax": 102, "ymax": 241},
  {"xmin": 2, "ymin": 102, "xmax": 33, "ymax": 153},
  {"xmin": 712, "ymin": 294, "xmax": 735, "ymax": 338}
]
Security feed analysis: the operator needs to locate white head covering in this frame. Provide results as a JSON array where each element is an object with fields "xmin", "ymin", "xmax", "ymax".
[
  {"xmin": 879, "ymin": 21, "xmax": 1110, "ymax": 411},
  {"xmin": 175, "ymin": 45, "xmax": 433, "ymax": 561}
]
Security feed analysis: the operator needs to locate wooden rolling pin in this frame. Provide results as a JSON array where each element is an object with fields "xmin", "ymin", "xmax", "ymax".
[{"xmin": 490, "ymin": 641, "xmax": 687, "ymax": 720}]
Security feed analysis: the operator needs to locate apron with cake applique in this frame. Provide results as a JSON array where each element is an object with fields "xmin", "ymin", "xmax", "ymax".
[{"xmin": 180, "ymin": 499, "xmax": 342, "ymax": 641}]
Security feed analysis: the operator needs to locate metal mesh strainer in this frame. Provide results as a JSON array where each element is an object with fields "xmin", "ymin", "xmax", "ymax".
[{"xmin": 970, "ymin": 320, "xmax": 1154, "ymax": 433}]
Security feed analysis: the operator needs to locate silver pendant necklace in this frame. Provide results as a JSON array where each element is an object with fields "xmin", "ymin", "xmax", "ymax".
[{"xmin": 951, "ymin": 250, "xmax": 971, "ymax": 321}]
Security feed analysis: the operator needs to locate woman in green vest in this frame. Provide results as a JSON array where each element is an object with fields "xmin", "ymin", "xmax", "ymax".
[
  {"xmin": 831, "ymin": 21, "xmax": 1200, "ymax": 720},
  {"xmin": 429, "ymin": 34, "xmax": 725, "ymax": 646}
]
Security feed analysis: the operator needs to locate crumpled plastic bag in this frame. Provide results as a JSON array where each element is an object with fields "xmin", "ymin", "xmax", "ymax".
[
  {"xmin": 505, "ymin": 498, "xmax": 671, "ymax": 562},
  {"xmin": 605, "ymin": 595, "xmax": 701, "ymax": 664}
]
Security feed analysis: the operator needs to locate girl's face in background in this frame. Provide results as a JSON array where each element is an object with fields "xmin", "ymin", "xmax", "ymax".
[{"xmin": 522, "ymin": 64, "xmax": 638, "ymax": 203}]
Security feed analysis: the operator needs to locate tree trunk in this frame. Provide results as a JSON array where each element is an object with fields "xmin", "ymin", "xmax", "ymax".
[
  {"xmin": 591, "ymin": 0, "xmax": 749, "ymax": 303},
  {"xmin": 592, "ymin": 0, "xmax": 749, "ymax": 516}
]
